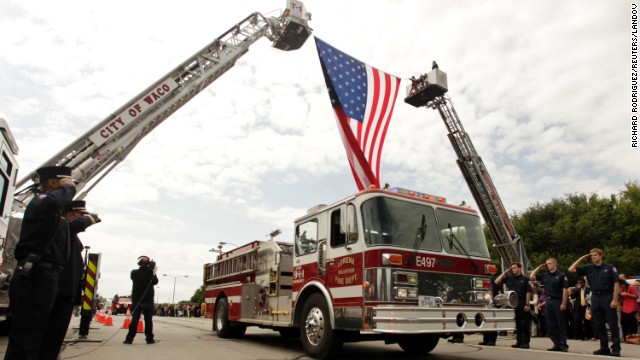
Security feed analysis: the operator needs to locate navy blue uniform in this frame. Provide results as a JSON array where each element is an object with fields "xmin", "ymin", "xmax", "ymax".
[
  {"xmin": 536, "ymin": 271, "xmax": 569, "ymax": 351},
  {"xmin": 498, "ymin": 274, "xmax": 531, "ymax": 346},
  {"xmin": 5, "ymin": 184, "xmax": 75, "ymax": 360},
  {"xmin": 41, "ymin": 216, "xmax": 96, "ymax": 360},
  {"xmin": 576, "ymin": 263, "xmax": 620, "ymax": 353},
  {"xmin": 125, "ymin": 266, "xmax": 159, "ymax": 343}
]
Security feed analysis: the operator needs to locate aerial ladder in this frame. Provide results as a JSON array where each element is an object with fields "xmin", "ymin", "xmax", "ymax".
[
  {"xmin": 1, "ymin": 0, "xmax": 311, "ymax": 317},
  {"xmin": 404, "ymin": 68, "xmax": 530, "ymax": 272},
  {"xmin": 12, "ymin": 0, "xmax": 311, "ymax": 209}
]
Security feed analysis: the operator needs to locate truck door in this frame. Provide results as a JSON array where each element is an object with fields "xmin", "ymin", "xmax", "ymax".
[
  {"xmin": 292, "ymin": 216, "xmax": 324, "ymax": 296},
  {"xmin": 323, "ymin": 204, "xmax": 363, "ymax": 307}
]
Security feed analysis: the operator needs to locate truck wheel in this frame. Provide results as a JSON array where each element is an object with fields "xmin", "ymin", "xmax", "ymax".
[
  {"xmin": 299, "ymin": 293, "xmax": 342, "ymax": 359},
  {"xmin": 398, "ymin": 334, "xmax": 439, "ymax": 355},
  {"xmin": 213, "ymin": 298, "xmax": 246, "ymax": 338}
]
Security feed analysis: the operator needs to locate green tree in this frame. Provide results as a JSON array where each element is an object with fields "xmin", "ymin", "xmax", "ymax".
[
  {"xmin": 486, "ymin": 181, "xmax": 640, "ymax": 278},
  {"xmin": 191, "ymin": 284, "xmax": 206, "ymax": 303}
]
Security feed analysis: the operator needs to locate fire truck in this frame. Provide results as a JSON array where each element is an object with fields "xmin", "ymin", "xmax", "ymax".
[
  {"xmin": 203, "ymin": 187, "xmax": 517, "ymax": 358},
  {"xmin": 0, "ymin": 0, "xmax": 311, "ymax": 320},
  {"xmin": 0, "ymin": 118, "xmax": 19, "ymax": 323}
]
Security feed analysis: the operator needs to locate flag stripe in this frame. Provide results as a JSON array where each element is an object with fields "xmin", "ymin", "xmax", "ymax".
[{"xmin": 315, "ymin": 37, "xmax": 400, "ymax": 190}]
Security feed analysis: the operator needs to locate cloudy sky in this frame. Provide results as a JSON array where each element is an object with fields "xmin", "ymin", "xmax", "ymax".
[{"xmin": 0, "ymin": 0, "xmax": 632, "ymax": 303}]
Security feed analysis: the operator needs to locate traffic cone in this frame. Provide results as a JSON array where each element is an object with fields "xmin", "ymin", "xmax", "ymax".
[
  {"xmin": 136, "ymin": 320, "xmax": 144, "ymax": 333},
  {"xmin": 122, "ymin": 309, "xmax": 132, "ymax": 329},
  {"xmin": 104, "ymin": 314, "xmax": 113, "ymax": 326}
]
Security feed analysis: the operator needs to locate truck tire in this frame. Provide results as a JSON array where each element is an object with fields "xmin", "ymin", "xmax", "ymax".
[
  {"xmin": 299, "ymin": 293, "xmax": 342, "ymax": 359},
  {"xmin": 398, "ymin": 334, "xmax": 439, "ymax": 355},
  {"xmin": 213, "ymin": 298, "xmax": 246, "ymax": 338}
]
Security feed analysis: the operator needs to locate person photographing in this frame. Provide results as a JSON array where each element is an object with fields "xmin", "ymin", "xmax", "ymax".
[{"xmin": 123, "ymin": 256, "xmax": 159, "ymax": 345}]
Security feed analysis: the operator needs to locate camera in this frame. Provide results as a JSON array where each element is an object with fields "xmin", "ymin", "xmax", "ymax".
[{"xmin": 149, "ymin": 260, "xmax": 156, "ymax": 268}]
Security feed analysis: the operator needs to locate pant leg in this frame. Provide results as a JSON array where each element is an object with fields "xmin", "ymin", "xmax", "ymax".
[
  {"xmin": 591, "ymin": 294, "xmax": 609, "ymax": 350},
  {"xmin": 515, "ymin": 305, "xmax": 531, "ymax": 345},
  {"xmin": 126, "ymin": 305, "xmax": 143, "ymax": 341},
  {"xmin": 547, "ymin": 300, "xmax": 560, "ymax": 347},
  {"xmin": 39, "ymin": 297, "xmax": 74, "ymax": 360},
  {"xmin": 142, "ymin": 303, "xmax": 154, "ymax": 342},
  {"xmin": 603, "ymin": 296, "xmax": 621, "ymax": 352},
  {"xmin": 5, "ymin": 268, "xmax": 59, "ymax": 360}
]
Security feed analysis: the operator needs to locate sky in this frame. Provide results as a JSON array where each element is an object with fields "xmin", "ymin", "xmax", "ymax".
[{"xmin": 0, "ymin": 0, "xmax": 633, "ymax": 303}]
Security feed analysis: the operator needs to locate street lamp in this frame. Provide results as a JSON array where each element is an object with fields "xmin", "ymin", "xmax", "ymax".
[{"xmin": 162, "ymin": 274, "xmax": 188, "ymax": 312}]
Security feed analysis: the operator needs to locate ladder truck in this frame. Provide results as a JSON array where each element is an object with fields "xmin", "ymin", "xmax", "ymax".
[
  {"xmin": 0, "ymin": 0, "xmax": 311, "ymax": 320},
  {"xmin": 404, "ymin": 68, "xmax": 530, "ymax": 272},
  {"xmin": 0, "ymin": 119, "xmax": 19, "ymax": 318},
  {"xmin": 204, "ymin": 187, "xmax": 518, "ymax": 359}
]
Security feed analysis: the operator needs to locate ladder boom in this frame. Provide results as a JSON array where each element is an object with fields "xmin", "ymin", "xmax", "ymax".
[
  {"xmin": 14, "ymin": 1, "xmax": 311, "ymax": 210},
  {"xmin": 404, "ymin": 69, "xmax": 529, "ymax": 270}
]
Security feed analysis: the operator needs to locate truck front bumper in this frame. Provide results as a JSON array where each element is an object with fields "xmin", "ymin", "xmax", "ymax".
[{"xmin": 372, "ymin": 306, "xmax": 514, "ymax": 334}]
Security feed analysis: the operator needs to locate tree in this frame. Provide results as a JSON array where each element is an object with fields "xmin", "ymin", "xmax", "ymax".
[
  {"xmin": 487, "ymin": 181, "xmax": 640, "ymax": 278},
  {"xmin": 191, "ymin": 284, "xmax": 206, "ymax": 303}
]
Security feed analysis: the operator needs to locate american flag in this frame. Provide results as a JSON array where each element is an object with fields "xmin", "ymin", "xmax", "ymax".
[{"xmin": 315, "ymin": 37, "xmax": 401, "ymax": 190}]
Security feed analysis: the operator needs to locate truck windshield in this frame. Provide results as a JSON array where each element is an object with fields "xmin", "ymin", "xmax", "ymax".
[
  {"xmin": 437, "ymin": 208, "xmax": 490, "ymax": 258},
  {"xmin": 361, "ymin": 197, "xmax": 441, "ymax": 251},
  {"xmin": 361, "ymin": 196, "xmax": 490, "ymax": 258}
]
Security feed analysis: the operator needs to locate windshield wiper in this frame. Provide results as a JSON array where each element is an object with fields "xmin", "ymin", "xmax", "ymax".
[
  {"xmin": 446, "ymin": 223, "xmax": 479, "ymax": 272},
  {"xmin": 407, "ymin": 214, "xmax": 427, "ymax": 265}
]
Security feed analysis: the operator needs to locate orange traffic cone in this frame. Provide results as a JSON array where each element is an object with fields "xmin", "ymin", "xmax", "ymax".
[
  {"xmin": 136, "ymin": 320, "xmax": 144, "ymax": 333},
  {"xmin": 122, "ymin": 309, "xmax": 132, "ymax": 329},
  {"xmin": 104, "ymin": 314, "xmax": 113, "ymax": 326}
]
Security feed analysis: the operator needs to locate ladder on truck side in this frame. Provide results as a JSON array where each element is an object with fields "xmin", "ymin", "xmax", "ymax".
[
  {"xmin": 404, "ymin": 69, "xmax": 529, "ymax": 271},
  {"xmin": 12, "ymin": 0, "xmax": 312, "ymax": 210}
]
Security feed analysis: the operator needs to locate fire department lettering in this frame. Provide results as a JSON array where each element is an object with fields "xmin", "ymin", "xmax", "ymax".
[
  {"xmin": 89, "ymin": 77, "xmax": 179, "ymax": 147},
  {"xmin": 334, "ymin": 256, "xmax": 358, "ymax": 286},
  {"xmin": 416, "ymin": 256, "xmax": 437, "ymax": 268}
]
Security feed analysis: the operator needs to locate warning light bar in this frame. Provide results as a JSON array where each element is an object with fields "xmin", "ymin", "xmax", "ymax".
[{"xmin": 390, "ymin": 187, "xmax": 446, "ymax": 203}]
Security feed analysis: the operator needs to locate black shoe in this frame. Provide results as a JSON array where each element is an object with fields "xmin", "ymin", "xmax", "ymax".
[
  {"xmin": 560, "ymin": 348, "xmax": 568, "ymax": 352},
  {"xmin": 611, "ymin": 350, "xmax": 620, "ymax": 357},
  {"xmin": 147, "ymin": 340, "xmax": 156, "ymax": 344},
  {"xmin": 486, "ymin": 342, "xmax": 495, "ymax": 346},
  {"xmin": 123, "ymin": 340, "xmax": 132, "ymax": 344},
  {"xmin": 478, "ymin": 342, "xmax": 488, "ymax": 345},
  {"xmin": 547, "ymin": 347, "xmax": 561, "ymax": 351},
  {"xmin": 593, "ymin": 348, "xmax": 611, "ymax": 356},
  {"xmin": 520, "ymin": 344, "xmax": 530, "ymax": 349},
  {"xmin": 511, "ymin": 344, "xmax": 521, "ymax": 348}
]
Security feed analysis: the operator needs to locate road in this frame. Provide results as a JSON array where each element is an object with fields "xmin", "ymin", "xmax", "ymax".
[{"xmin": 1, "ymin": 315, "xmax": 638, "ymax": 359}]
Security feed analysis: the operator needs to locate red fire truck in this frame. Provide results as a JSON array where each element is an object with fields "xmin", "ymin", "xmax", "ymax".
[{"xmin": 203, "ymin": 187, "xmax": 517, "ymax": 359}]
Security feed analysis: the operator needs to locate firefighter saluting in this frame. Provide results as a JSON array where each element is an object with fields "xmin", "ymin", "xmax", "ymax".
[{"xmin": 5, "ymin": 166, "xmax": 76, "ymax": 360}]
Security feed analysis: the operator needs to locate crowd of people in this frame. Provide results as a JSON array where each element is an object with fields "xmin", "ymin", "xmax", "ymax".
[{"xmin": 153, "ymin": 302, "xmax": 206, "ymax": 318}]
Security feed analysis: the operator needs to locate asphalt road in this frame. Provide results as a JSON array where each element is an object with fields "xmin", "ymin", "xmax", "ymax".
[{"xmin": 1, "ymin": 315, "xmax": 639, "ymax": 359}]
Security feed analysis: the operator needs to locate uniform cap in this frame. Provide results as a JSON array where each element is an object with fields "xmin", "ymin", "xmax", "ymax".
[
  {"xmin": 37, "ymin": 166, "xmax": 72, "ymax": 182},
  {"xmin": 65, "ymin": 200, "xmax": 89, "ymax": 214}
]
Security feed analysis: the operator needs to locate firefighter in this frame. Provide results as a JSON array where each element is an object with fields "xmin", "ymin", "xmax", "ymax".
[
  {"xmin": 41, "ymin": 200, "xmax": 101, "ymax": 359},
  {"xmin": 495, "ymin": 262, "xmax": 532, "ymax": 349},
  {"xmin": 123, "ymin": 256, "xmax": 159, "ymax": 344},
  {"xmin": 530, "ymin": 258, "xmax": 569, "ymax": 352},
  {"xmin": 5, "ymin": 166, "xmax": 75, "ymax": 360},
  {"xmin": 568, "ymin": 248, "xmax": 621, "ymax": 357}
]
